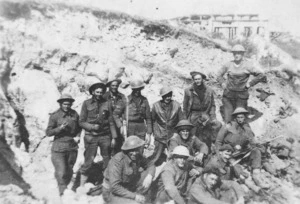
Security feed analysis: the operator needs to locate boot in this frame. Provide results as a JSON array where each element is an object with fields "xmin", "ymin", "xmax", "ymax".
[{"xmin": 80, "ymin": 174, "xmax": 88, "ymax": 186}]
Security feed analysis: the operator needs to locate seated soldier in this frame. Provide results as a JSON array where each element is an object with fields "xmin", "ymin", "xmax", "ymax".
[
  {"xmin": 156, "ymin": 146, "xmax": 197, "ymax": 204},
  {"xmin": 195, "ymin": 113, "xmax": 222, "ymax": 153},
  {"xmin": 204, "ymin": 145, "xmax": 245, "ymax": 203},
  {"xmin": 215, "ymin": 107, "xmax": 268, "ymax": 188},
  {"xmin": 188, "ymin": 168, "xmax": 244, "ymax": 204},
  {"xmin": 103, "ymin": 136, "xmax": 155, "ymax": 204},
  {"xmin": 169, "ymin": 120, "xmax": 209, "ymax": 167}
]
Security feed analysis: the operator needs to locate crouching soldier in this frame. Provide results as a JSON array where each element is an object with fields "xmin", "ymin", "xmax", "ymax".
[
  {"xmin": 215, "ymin": 107, "xmax": 268, "ymax": 188},
  {"xmin": 79, "ymin": 82, "xmax": 117, "ymax": 186},
  {"xmin": 169, "ymin": 120, "xmax": 209, "ymax": 167},
  {"xmin": 156, "ymin": 146, "xmax": 196, "ymax": 204},
  {"xmin": 188, "ymin": 168, "xmax": 244, "ymax": 204},
  {"xmin": 103, "ymin": 136, "xmax": 155, "ymax": 204},
  {"xmin": 46, "ymin": 94, "xmax": 81, "ymax": 195}
]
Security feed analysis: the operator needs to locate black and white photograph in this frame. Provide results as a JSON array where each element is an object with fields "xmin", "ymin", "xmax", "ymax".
[{"xmin": 0, "ymin": 0, "xmax": 300, "ymax": 203}]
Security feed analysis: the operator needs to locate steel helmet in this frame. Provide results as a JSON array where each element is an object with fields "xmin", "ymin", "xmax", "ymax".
[
  {"xmin": 121, "ymin": 136, "xmax": 145, "ymax": 150},
  {"xmin": 172, "ymin": 145, "xmax": 190, "ymax": 157},
  {"xmin": 175, "ymin": 120, "xmax": 194, "ymax": 130},
  {"xmin": 89, "ymin": 82, "xmax": 107, "ymax": 95},
  {"xmin": 159, "ymin": 86, "xmax": 172, "ymax": 97},
  {"xmin": 130, "ymin": 79, "xmax": 145, "ymax": 89},
  {"xmin": 232, "ymin": 44, "xmax": 246, "ymax": 52},
  {"xmin": 57, "ymin": 93, "xmax": 75, "ymax": 103},
  {"xmin": 232, "ymin": 107, "xmax": 249, "ymax": 116}
]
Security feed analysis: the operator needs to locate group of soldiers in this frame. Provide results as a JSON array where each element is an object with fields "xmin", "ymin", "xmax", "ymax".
[{"xmin": 46, "ymin": 44, "xmax": 268, "ymax": 204}]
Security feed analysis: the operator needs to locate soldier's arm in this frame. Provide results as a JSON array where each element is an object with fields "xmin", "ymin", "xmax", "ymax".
[
  {"xmin": 209, "ymin": 91, "xmax": 217, "ymax": 120},
  {"xmin": 108, "ymin": 103, "xmax": 118, "ymax": 139},
  {"xmin": 248, "ymin": 63, "xmax": 266, "ymax": 87},
  {"xmin": 109, "ymin": 159, "xmax": 136, "ymax": 199},
  {"xmin": 79, "ymin": 101, "xmax": 94, "ymax": 131},
  {"xmin": 194, "ymin": 137, "xmax": 209, "ymax": 155},
  {"xmin": 168, "ymin": 136, "xmax": 178, "ymax": 153},
  {"xmin": 217, "ymin": 63, "xmax": 229, "ymax": 86},
  {"xmin": 46, "ymin": 114, "xmax": 61, "ymax": 136},
  {"xmin": 215, "ymin": 125, "xmax": 228, "ymax": 150},
  {"xmin": 182, "ymin": 89, "xmax": 189, "ymax": 119},
  {"xmin": 178, "ymin": 105, "xmax": 185, "ymax": 121},
  {"xmin": 74, "ymin": 111, "xmax": 82, "ymax": 136},
  {"xmin": 161, "ymin": 170, "xmax": 186, "ymax": 204},
  {"xmin": 189, "ymin": 180, "xmax": 227, "ymax": 204},
  {"xmin": 145, "ymin": 99, "xmax": 152, "ymax": 134},
  {"xmin": 141, "ymin": 157, "xmax": 156, "ymax": 177}
]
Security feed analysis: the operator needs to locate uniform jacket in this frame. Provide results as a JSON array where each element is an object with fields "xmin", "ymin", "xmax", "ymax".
[
  {"xmin": 79, "ymin": 97, "xmax": 117, "ymax": 138},
  {"xmin": 103, "ymin": 91, "xmax": 126, "ymax": 128},
  {"xmin": 157, "ymin": 160, "xmax": 192, "ymax": 204},
  {"xmin": 169, "ymin": 133, "xmax": 209, "ymax": 157},
  {"xmin": 183, "ymin": 84, "xmax": 216, "ymax": 119},
  {"xmin": 103, "ymin": 152, "xmax": 155, "ymax": 199},
  {"xmin": 152, "ymin": 100, "xmax": 184, "ymax": 144},
  {"xmin": 46, "ymin": 108, "xmax": 81, "ymax": 152},
  {"xmin": 217, "ymin": 60, "xmax": 266, "ymax": 92},
  {"xmin": 114, "ymin": 94, "xmax": 152, "ymax": 134},
  {"xmin": 215, "ymin": 121, "xmax": 254, "ymax": 151}
]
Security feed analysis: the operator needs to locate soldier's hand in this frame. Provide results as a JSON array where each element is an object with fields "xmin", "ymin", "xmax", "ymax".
[
  {"xmin": 142, "ymin": 174, "xmax": 153, "ymax": 189},
  {"xmin": 235, "ymin": 145, "xmax": 241, "ymax": 151},
  {"xmin": 111, "ymin": 139, "xmax": 116, "ymax": 148},
  {"xmin": 92, "ymin": 124, "xmax": 100, "ymax": 131},
  {"xmin": 59, "ymin": 122, "xmax": 68, "ymax": 130},
  {"xmin": 135, "ymin": 194, "xmax": 146, "ymax": 203},
  {"xmin": 145, "ymin": 134, "xmax": 151, "ymax": 146},
  {"xmin": 245, "ymin": 83, "xmax": 251, "ymax": 89},
  {"xmin": 189, "ymin": 168, "xmax": 200, "ymax": 177},
  {"xmin": 73, "ymin": 137, "xmax": 80, "ymax": 143},
  {"xmin": 194, "ymin": 152, "xmax": 204, "ymax": 163},
  {"xmin": 120, "ymin": 126, "xmax": 124, "ymax": 135}
]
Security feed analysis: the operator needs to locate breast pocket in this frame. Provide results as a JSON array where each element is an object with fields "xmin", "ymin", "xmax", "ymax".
[
  {"xmin": 123, "ymin": 167, "xmax": 134, "ymax": 182},
  {"xmin": 87, "ymin": 105, "xmax": 98, "ymax": 120}
]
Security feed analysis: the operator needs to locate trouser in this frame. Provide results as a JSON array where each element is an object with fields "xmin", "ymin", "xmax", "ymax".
[
  {"xmin": 51, "ymin": 150, "xmax": 78, "ymax": 195},
  {"xmin": 80, "ymin": 135, "xmax": 111, "ymax": 175},
  {"xmin": 103, "ymin": 167, "xmax": 152, "ymax": 204},
  {"xmin": 111, "ymin": 129, "xmax": 124, "ymax": 156},
  {"xmin": 127, "ymin": 122, "xmax": 147, "ymax": 140},
  {"xmin": 189, "ymin": 111, "xmax": 203, "ymax": 135},
  {"xmin": 147, "ymin": 140, "xmax": 167, "ymax": 167},
  {"xmin": 222, "ymin": 96, "xmax": 248, "ymax": 123}
]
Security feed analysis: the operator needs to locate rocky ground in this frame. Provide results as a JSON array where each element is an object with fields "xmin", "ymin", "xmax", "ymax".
[{"xmin": 0, "ymin": 1, "xmax": 300, "ymax": 204}]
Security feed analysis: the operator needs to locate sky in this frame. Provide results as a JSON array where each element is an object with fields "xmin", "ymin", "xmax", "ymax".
[{"xmin": 40, "ymin": 0, "xmax": 300, "ymax": 36}]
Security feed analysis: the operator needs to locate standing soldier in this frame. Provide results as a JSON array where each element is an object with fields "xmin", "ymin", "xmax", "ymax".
[
  {"xmin": 103, "ymin": 136, "xmax": 155, "ymax": 204},
  {"xmin": 103, "ymin": 78, "xmax": 126, "ymax": 154},
  {"xmin": 149, "ymin": 86, "xmax": 184, "ymax": 166},
  {"xmin": 79, "ymin": 82, "xmax": 117, "ymax": 186},
  {"xmin": 183, "ymin": 71, "xmax": 217, "ymax": 135},
  {"xmin": 114, "ymin": 79, "xmax": 152, "ymax": 143},
  {"xmin": 46, "ymin": 94, "xmax": 81, "ymax": 196},
  {"xmin": 217, "ymin": 44, "xmax": 266, "ymax": 123}
]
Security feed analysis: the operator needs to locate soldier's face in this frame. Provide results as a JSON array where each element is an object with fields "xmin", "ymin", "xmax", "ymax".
[
  {"xmin": 128, "ymin": 147, "xmax": 143, "ymax": 161},
  {"xmin": 93, "ymin": 88, "xmax": 104, "ymax": 100},
  {"xmin": 174, "ymin": 156, "xmax": 188, "ymax": 169},
  {"xmin": 236, "ymin": 114, "xmax": 246, "ymax": 124},
  {"xmin": 162, "ymin": 92, "xmax": 172, "ymax": 104},
  {"xmin": 179, "ymin": 129, "xmax": 190, "ymax": 140},
  {"xmin": 233, "ymin": 52, "xmax": 244, "ymax": 62},
  {"xmin": 219, "ymin": 150, "xmax": 232, "ymax": 162},
  {"xmin": 193, "ymin": 74, "xmax": 203, "ymax": 86},
  {"xmin": 132, "ymin": 88, "xmax": 143, "ymax": 97},
  {"xmin": 204, "ymin": 173, "xmax": 218, "ymax": 189},
  {"xmin": 110, "ymin": 81, "xmax": 119, "ymax": 94},
  {"xmin": 60, "ymin": 101, "xmax": 72, "ymax": 112}
]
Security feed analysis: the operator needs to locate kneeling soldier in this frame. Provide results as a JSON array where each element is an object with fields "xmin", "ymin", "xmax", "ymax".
[{"xmin": 103, "ymin": 136, "xmax": 155, "ymax": 204}]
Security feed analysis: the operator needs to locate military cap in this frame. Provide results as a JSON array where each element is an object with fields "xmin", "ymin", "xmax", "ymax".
[
  {"xmin": 190, "ymin": 71, "xmax": 207, "ymax": 80},
  {"xmin": 175, "ymin": 119, "xmax": 194, "ymax": 132},
  {"xmin": 130, "ymin": 79, "xmax": 145, "ymax": 89},
  {"xmin": 159, "ymin": 86, "xmax": 172, "ymax": 97},
  {"xmin": 232, "ymin": 107, "xmax": 249, "ymax": 116},
  {"xmin": 232, "ymin": 44, "xmax": 246, "ymax": 52},
  {"xmin": 106, "ymin": 79, "xmax": 122, "ymax": 87},
  {"xmin": 57, "ymin": 93, "xmax": 75, "ymax": 103},
  {"xmin": 89, "ymin": 82, "xmax": 107, "ymax": 95}
]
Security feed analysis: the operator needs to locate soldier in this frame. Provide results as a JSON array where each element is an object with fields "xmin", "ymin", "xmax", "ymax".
[
  {"xmin": 215, "ymin": 107, "xmax": 267, "ymax": 188},
  {"xmin": 149, "ymin": 86, "xmax": 184, "ymax": 166},
  {"xmin": 195, "ymin": 113, "xmax": 222, "ymax": 153},
  {"xmin": 183, "ymin": 71, "xmax": 217, "ymax": 135},
  {"xmin": 79, "ymin": 82, "xmax": 117, "ymax": 186},
  {"xmin": 217, "ymin": 44, "xmax": 266, "ymax": 123},
  {"xmin": 188, "ymin": 168, "xmax": 244, "ymax": 204},
  {"xmin": 114, "ymin": 79, "xmax": 152, "ymax": 142},
  {"xmin": 46, "ymin": 94, "xmax": 81, "ymax": 195},
  {"xmin": 104, "ymin": 78, "xmax": 126, "ymax": 154},
  {"xmin": 169, "ymin": 120, "xmax": 209, "ymax": 166},
  {"xmin": 156, "ymin": 146, "xmax": 195, "ymax": 204},
  {"xmin": 102, "ymin": 136, "xmax": 155, "ymax": 204}
]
